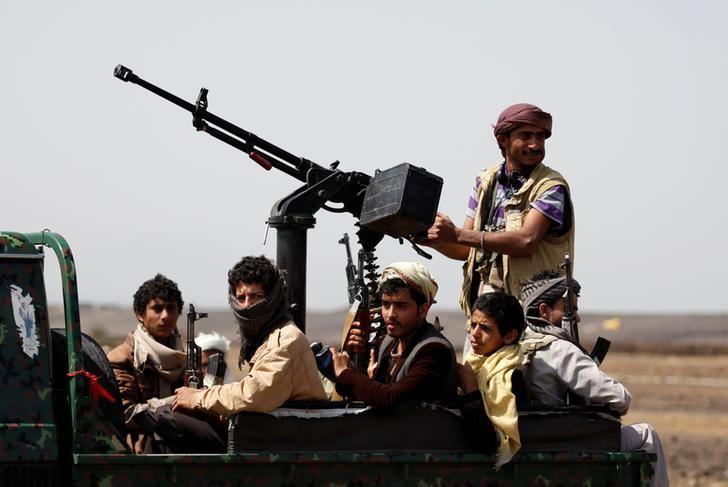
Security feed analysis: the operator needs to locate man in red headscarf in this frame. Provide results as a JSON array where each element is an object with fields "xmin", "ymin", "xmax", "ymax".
[{"xmin": 422, "ymin": 103, "xmax": 575, "ymax": 348}]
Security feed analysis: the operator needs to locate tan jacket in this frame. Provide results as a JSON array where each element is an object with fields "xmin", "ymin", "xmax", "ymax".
[
  {"xmin": 189, "ymin": 320, "xmax": 326, "ymax": 416},
  {"xmin": 460, "ymin": 162, "xmax": 575, "ymax": 318}
]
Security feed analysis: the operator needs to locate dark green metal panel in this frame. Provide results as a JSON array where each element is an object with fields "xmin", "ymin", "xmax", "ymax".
[
  {"xmin": 0, "ymin": 231, "xmax": 58, "ymax": 463},
  {"xmin": 22, "ymin": 231, "xmax": 127, "ymax": 456},
  {"xmin": 0, "ymin": 231, "xmax": 656, "ymax": 486},
  {"xmin": 72, "ymin": 451, "xmax": 655, "ymax": 486}
]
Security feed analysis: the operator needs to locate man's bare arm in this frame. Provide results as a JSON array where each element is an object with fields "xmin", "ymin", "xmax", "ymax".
[
  {"xmin": 421, "ymin": 216, "xmax": 474, "ymax": 260},
  {"xmin": 425, "ymin": 210, "xmax": 552, "ymax": 258}
]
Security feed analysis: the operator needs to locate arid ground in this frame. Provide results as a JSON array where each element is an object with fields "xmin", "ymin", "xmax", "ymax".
[
  {"xmin": 67, "ymin": 305, "xmax": 728, "ymax": 486},
  {"xmin": 603, "ymin": 352, "xmax": 728, "ymax": 486}
]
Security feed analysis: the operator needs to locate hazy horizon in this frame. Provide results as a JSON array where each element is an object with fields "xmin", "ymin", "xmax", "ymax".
[{"xmin": 3, "ymin": 2, "xmax": 727, "ymax": 314}]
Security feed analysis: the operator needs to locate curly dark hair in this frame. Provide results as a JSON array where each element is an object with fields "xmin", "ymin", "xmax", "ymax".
[
  {"xmin": 379, "ymin": 277, "xmax": 427, "ymax": 307},
  {"xmin": 133, "ymin": 274, "xmax": 184, "ymax": 316},
  {"xmin": 472, "ymin": 292, "xmax": 525, "ymax": 341},
  {"xmin": 228, "ymin": 255, "xmax": 278, "ymax": 295}
]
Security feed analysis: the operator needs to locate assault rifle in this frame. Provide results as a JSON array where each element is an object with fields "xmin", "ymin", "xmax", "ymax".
[
  {"xmin": 560, "ymin": 252, "xmax": 579, "ymax": 343},
  {"xmin": 114, "ymin": 65, "xmax": 441, "ymax": 333},
  {"xmin": 337, "ymin": 233, "xmax": 387, "ymax": 373},
  {"xmin": 338, "ymin": 233, "xmax": 358, "ymax": 305},
  {"xmin": 559, "ymin": 253, "xmax": 611, "ymax": 366},
  {"xmin": 185, "ymin": 304, "xmax": 208, "ymax": 389}
]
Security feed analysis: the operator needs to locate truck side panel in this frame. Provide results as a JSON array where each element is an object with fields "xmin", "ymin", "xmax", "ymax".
[
  {"xmin": 0, "ymin": 233, "xmax": 58, "ymax": 463},
  {"xmin": 73, "ymin": 452, "xmax": 654, "ymax": 486}
]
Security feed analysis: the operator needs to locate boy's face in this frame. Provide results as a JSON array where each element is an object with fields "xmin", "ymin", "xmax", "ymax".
[
  {"xmin": 137, "ymin": 297, "xmax": 179, "ymax": 342},
  {"xmin": 468, "ymin": 309, "xmax": 517, "ymax": 356}
]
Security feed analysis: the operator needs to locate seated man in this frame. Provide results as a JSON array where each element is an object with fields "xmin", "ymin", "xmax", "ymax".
[
  {"xmin": 458, "ymin": 292, "xmax": 525, "ymax": 467},
  {"xmin": 331, "ymin": 262, "xmax": 458, "ymax": 409},
  {"xmin": 107, "ymin": 274, "xmax": 225, "ymax": 453},
  {"xmin": 195, "ymin": 331, "xmax": 234, "ymax": 385},
  {"xmin": 519, "ymin": 270, "xmax": 668, "ymax": 487},
  {"xmin": 173, "ymin": 255, "xmax": 326, "ymax": 416}
]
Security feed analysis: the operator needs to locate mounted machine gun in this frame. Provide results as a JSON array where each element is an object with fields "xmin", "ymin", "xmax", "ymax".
[{"xmin": 114, "ymin": 65, "xmax": 442, "ymax": 332}]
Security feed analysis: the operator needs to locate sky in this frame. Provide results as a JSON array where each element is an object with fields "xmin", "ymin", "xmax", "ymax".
[{"xmin": 2, "ymin": 1, "xmax": 726, "ymax": 314}]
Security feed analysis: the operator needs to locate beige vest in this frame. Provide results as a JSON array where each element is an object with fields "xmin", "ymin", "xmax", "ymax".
[
  {"xmin": 459, "ymin": 162, "xmax": 575, "ymax": 319},
  {"xmin": 519, "ymin": 327, "xmax": 559, "ymax": 366}
]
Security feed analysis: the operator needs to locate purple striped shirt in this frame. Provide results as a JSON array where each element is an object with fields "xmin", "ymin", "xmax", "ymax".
[{"xmin": 465, "ymin": 163, "xmax": 566, "ymax": 234}]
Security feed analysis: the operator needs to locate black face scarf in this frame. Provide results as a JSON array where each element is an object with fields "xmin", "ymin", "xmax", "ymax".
[{"xmin": 228, "ymin": 272, "xmax": 293, "ymax": 366}]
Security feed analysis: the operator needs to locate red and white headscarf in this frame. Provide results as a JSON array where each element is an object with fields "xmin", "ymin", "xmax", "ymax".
[{"xmin": 493, "ymin": 103, "xmax": 552, "ymax": 138}]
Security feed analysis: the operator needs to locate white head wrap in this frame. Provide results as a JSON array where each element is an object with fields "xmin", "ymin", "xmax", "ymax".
[
  {"xmin": 195, "ymin": 331, "xmax": 231, "ymax": 354},
  {"xmin": 380, "ymin": 261, "xmax": 438, "ymax": 304}
]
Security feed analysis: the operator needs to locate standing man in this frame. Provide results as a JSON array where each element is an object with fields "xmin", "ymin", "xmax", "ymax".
[
  {"xmin": 173, "ymin": 255, "xmax": 326, "ymax": 416},
  {"xmin": 519, "ymin": 270, "xmax": 669, "ymax": 487},
  {"xmin": 332, "ymin": 262, "xmax": 458, "ymax": 409},
  {"xmin": 108, "ymin": 274, "xmax": 225, "ymax": 453},
  {"xmin": 423, "ymin": 103, "xmax": 575, "ymax": 321}
]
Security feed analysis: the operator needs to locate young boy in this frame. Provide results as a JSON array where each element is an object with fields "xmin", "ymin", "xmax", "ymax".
[{"xmin": 458, "ymin": 292, "xmax": 525, "ymax": 467}]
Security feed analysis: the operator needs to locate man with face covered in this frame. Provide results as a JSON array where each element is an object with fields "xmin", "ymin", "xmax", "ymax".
[
  {"xmin": 173, "ymin": 255, "xmax": 326, "ymax": 415},
  {"xmin": 331, "ymin": 262, "xmax": 458, "ymax": 409},
  {"xmin": 519, "ymin": 270, "xmax": 669, "ymax": 487},
  {"xmin": 422, "ymin": 103, "xmax": 575, "ymax": 324}
]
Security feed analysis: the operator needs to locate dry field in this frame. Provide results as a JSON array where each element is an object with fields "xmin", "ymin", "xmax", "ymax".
[{"xmin": 602, "ymin": 352, "xmax": 728, "ymax": 486}]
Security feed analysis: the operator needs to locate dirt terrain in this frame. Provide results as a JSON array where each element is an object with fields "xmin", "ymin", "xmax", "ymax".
[
  {"xmin": 603, "ymin": 352, "xmax": 728, "ymax": 486},
  {"xmin": 62, "ymin": 305, "xmax": 728, "ymax": 486}
]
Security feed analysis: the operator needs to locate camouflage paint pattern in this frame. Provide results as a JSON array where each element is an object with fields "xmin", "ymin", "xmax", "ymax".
[
  {"xmin": 1, "ymin": 231, "xmax": 126, "ymax": 463},
  {"xmin": 22, "ymin": 232, "xmax": 126, "ymax": 456},
  {"xmin": 0, "ymin": 232, "xmax": 58, "ymax": 463},
  {"xmin": 72, "ymin": 451, "xmax": 655, "ymax": 486},
  {"xmin": 1, "ymin": 232, "xmax": 655, "ymax": 485}
]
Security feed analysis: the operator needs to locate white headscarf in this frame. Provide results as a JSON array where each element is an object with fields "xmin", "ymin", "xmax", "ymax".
[
  {"xmin": 195, "ymin": 331, "xmax": 231, "ymax": 354},
  {"xmin": 380, "ymin": 261, "xmax": 438, "ymax": 304}
]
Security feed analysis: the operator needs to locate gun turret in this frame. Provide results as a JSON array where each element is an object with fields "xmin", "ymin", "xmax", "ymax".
[{"xmin": 115, "ymin": 65, "xmax": 441, "ymax": 332}]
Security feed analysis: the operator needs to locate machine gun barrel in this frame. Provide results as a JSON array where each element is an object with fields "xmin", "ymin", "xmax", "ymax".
[
  {"xmin": 115, "ymin": 65, "xmax": 442, "ymax": 333},
  {"xmin": 113, "ymin": 64, "xmax": 316, "ymax": 183}
]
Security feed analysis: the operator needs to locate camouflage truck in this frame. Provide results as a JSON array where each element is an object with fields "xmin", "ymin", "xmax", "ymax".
[
  {"xmin": 0, "ymin": 230, "xmax": 654, "ymax": 486},
  {"xmin": 0, "ymin": 67, "xmax": 655, "ymax": 485}
]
